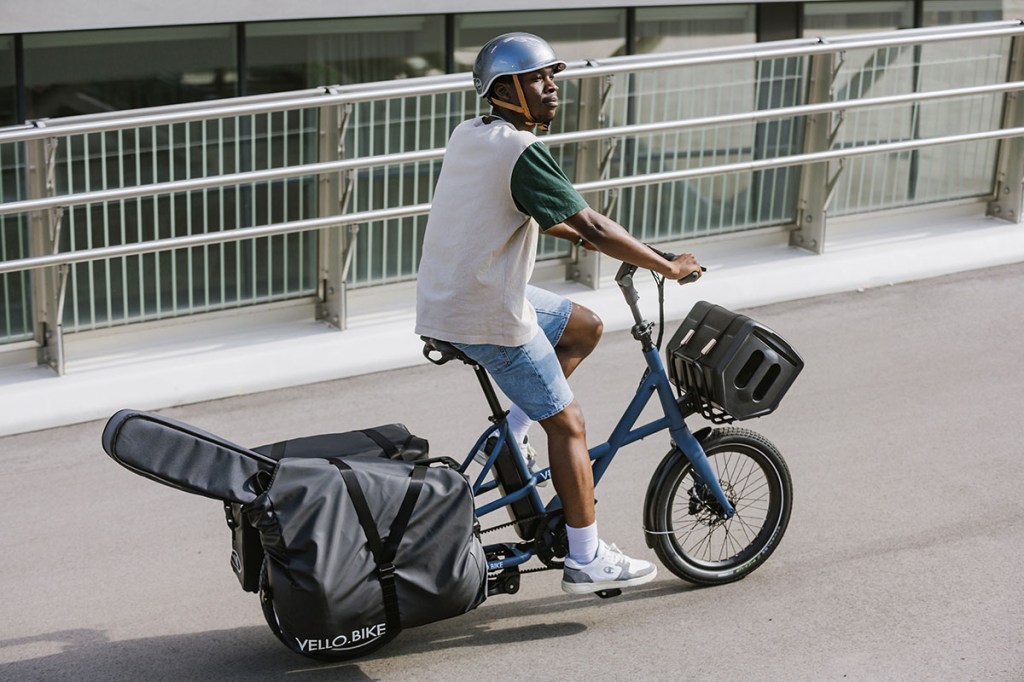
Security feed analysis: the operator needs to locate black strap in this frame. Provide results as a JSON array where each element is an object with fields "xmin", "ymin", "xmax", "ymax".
[
  {"xmin": 332, "ymin": 460, "xmax": 427, "ymax": 636},
  {"xmin": 359, "ymin": 428, "xmax": 401, "ymax": 459}
]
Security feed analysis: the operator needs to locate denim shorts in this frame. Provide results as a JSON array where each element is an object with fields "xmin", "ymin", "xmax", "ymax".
[{"xmin": 452, "ymin": 285, "xmax": 574, "ymax": 422}]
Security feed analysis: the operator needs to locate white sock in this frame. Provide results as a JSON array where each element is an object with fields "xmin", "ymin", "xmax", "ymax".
[
  {"xmin": 566, "ymin": 521, "xmax": 599, "ymax": 564},
  {"xmin": 507, "ymin": 404, "xmax": 532, "ymax": 445}
]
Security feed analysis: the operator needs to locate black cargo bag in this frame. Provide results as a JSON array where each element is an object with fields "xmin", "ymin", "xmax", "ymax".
[
  {"xmin": 228, "ymin": 425, "xmax": 430, "ymax": 593},
  {"xmin": 252, "ymin": 454, "xmax": 487, "ymax": 660},
  {"xmin": 101, "ymin": 409, "xmax": 487, "ymax": 661}
]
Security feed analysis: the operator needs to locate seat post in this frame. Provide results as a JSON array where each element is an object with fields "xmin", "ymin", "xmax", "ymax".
[{"xmin": 472, "ymin": 364, "xmax": 508, "ymax": 423}]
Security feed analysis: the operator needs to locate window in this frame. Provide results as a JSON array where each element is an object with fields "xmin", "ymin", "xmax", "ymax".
[
  {"xmin": 635, "ymin": 5, "xmax": 756, "ymax": 54},
  {"xmin": 23, "ymin": 25, "xmax": 237, "ymax": 120},
  {"xmin": 454, "ymin": 9, "xmax": 627, "ymax": 72},
  {"xmin": 803, "ymin": 1, "xmax": 915, "ymax": 37},
  {"xmin": 246, "ymin": 16, "xmax": 445, "ymax": 95},
  {"xmin": 0, "ymin": 36, "xmax": 15, "ymax": 126},
  {"xmin": 921, "ymin": 0, "xmax": 1004, "ymax": 24}
]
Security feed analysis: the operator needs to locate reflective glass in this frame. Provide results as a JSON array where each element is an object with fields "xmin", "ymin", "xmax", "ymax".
[
  {"xmin": 0, "ymin": 36, "xmax": 29, "ymax": 343},
  {"xmin": 0, "ymin": 36, "xmax": 15, "ymax": 126},
  {"xmin": 620, "ymin": 6, "xmax": 794, "ymax": 238},
  {"xmin": 23, "ymin": 25, "xmax": 237, "ymax": 120},
  {"xmin": 246, "ymin": 16, "xmax": 445, "ymax": 95},
  {"xmin": 454, "ymin": 9, "xmax": 627, "ymax": 71},
  {"xmin": 921, "ymin": 0, "xmax": 1004, "ymax": 24},
  {"xmin": 803, "ymin": 1, "xmax": 915, "ymax": 36},
  {"xmin": 634, "ymin": 5, "xmax": 755, "ymax": 54}
]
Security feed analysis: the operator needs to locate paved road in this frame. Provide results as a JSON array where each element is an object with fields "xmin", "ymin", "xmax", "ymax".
[{"xmin": 2, "ymin": 263, "xmax": 1022, "ymax": 681}]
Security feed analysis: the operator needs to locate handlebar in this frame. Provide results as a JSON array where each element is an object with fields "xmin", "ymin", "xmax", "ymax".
[
  {"xmin": 614, "ymin": 246, "xmax": 706, "ymax": 288},
  {"xmin": 614, "ymin": 245, "xmax": 705, "ymax": 349}
]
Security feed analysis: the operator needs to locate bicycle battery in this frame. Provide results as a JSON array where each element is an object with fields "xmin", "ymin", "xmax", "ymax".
[{"xmin": 490, "ymin": 442, "xmax": 544, "ymax": 541}]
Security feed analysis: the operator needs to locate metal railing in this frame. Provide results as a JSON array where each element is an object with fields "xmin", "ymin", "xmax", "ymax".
[{"xmin": 1, "ymin": 21, "xmax": 1023, "ymax": 374}]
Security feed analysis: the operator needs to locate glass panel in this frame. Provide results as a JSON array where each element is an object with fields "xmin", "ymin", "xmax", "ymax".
[
  {"xmin": 0, "ymin": 142, "xmax": 31, "ymax": 344},
  {"xmin": 23, "ymin": 25, "xmax": 237, "ymax": 120},
  {"xmin": 247, "ymin": 16, "xmax": 448, "ymax": 290},
  {"xmin": 907, "ymin": 36, "xmax": 1007, "ymax": 205},
  {"xmin": 344, "ymin": 88, "xmax": 488, "ymax": 288},
  {"xmin": 803, "ymin": 1, "xmax": 915, "ymax": 36},
  {"xmin": 634, "ymin": 5, "xmax": 755, "ymax": 54},
  {"xmin": 1002, "ymin": 1, "xmax": 1024, "ymax": 20},
  {"xmin": 0, "ymin": 35, "xmax": 15, "ymax": 126},
  {"xmin": 51, "ymin": 114, "xmax": 321, "ymax": 333},
  {"xmin": 454, "ymin": 9, "xmax": 627, "ymax": 70},
  {"xmin": 246, "ymin": 16, "xmax": 445, "ymax": 95},
  {"xmin": 804, "ymin": 3, "xmax": 915, "ymax": 215},
  {"xmin": 611, "ymin": 6, "xmax": 793, "ymax": 241},
  {"xmin": 921, "ymin": 0, "xmax": 1006, "ymax": 24},
  {"xmin": 0, "ymin": 35, "xmax": 28, "ymax": 342}
]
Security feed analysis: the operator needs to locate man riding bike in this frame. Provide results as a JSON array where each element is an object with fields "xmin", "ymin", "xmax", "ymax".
[{"xmin": 415, "ymin": 32, "xmax": 702, "ymax": 595}]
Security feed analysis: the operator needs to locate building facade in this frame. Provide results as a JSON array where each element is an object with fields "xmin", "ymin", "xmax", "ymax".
[
  {"xmin": 1, "ymin": 1, "xmax": 1021, "ymax": 126},
  {"xmin": 2, "ymin": 2, "xmax": 1023, "ymax": 361}
]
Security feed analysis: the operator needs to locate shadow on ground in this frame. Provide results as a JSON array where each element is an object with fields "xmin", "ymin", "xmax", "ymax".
[{"xmin": 1, "ymin": 581, "xmax": 693, "ymax": 681}]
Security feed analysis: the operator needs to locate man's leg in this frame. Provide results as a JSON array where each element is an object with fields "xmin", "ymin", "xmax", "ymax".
[
  {"xmin": 506, "ymin": 299, "xmax": 602, "ymax": 445},
  {"xmin": 553, "ymin": 302, "xmax": 603, "ymax": 379},
  {"xmin": 540, "ymin": 400, "xmax": 594, "ymax": 528},
  {"xmin": 542, "ymin": 399, "xmax": 657, "ymax": 594}
]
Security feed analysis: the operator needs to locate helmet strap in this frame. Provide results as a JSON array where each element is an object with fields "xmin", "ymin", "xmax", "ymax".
[{"xmin": 488, "ymin": 75, "xmax": 550, "ymax": 131}]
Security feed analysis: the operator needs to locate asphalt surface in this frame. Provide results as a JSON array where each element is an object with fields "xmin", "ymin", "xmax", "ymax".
[{"xmin": 2, "ymin": 263, "xmax": 1022, "ymax": 681}]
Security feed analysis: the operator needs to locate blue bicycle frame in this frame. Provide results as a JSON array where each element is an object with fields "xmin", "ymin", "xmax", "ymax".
[{"xmin": 455, "ymin": 259, "xmax": 736, "ymax": 574}]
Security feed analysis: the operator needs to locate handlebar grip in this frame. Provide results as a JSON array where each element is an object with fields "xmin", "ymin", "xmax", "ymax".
[
  {"xmin": 647, "ymin": 244, "xmax": 705, "ymax": 283},
  {"xmin": 679, "ymin": 268, "xmax": 704, "ymax": 284}
]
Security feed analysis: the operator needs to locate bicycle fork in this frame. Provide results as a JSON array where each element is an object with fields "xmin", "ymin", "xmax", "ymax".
[{"xmin": 648, "ymin": 347, "xmax": 736, "ymax": 519}]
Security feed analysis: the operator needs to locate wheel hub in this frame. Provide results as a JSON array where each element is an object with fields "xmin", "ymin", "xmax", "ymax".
[{"xmin": 687, "ymin": 481, "xmax": 736, "ymax": 527}]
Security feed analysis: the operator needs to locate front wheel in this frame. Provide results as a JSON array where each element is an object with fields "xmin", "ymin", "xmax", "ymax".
[{"xmin": 646, "ymin": 427, "xmax": 792, "ymax": 586}]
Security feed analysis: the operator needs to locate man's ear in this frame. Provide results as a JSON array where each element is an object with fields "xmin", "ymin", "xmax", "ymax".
[{"xmin": 491, "ymin": 80, "xmax": 514, "ymax": 104}]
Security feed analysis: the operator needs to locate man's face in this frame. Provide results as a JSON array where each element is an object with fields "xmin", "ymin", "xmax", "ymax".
[
  {"xmin": 495, "ymin": 66, "xmax": 560, "ymax": 125},
  {"xmin": 518, "ymin": 66, "xmax": 560, "ymax": 122}
]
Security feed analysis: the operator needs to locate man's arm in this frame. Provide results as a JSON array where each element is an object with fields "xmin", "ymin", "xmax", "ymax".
[
  {"xmin": 561, "ymin": 207, "xmax": 702, "ymax": 283},
  {"xmin": 544, "ymin": 222, "xmax": 595, "ymax": 249}
]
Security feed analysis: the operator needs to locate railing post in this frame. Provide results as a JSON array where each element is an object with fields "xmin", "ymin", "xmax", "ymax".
[
  {"xmin": 26, "ymin": 129, "xmax": 67, "ymax": 375},
  {"xmin": 316, "ymin": 91, "xmax": 348, "ymax": 330},
  {"xmin": 570, "ymin": 68, "xmax": 614, "ymax": 288},
  {"xmin": 988, "ymin": 35, "xmax": 1024, "ymax": 224},
  {"xmin": 791, "ymin": 50, "xmax": 837, "ymax": 254}
]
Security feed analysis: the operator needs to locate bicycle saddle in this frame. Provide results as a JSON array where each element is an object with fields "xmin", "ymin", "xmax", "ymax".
[{"xmin": 421, "ymin": 336, "xmax": 475, "ymax": 366}]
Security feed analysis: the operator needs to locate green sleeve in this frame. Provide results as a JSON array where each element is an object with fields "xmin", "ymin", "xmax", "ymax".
[{"xmin": 510, "ymin": 142, "xmax": 589, "ymax": 230}]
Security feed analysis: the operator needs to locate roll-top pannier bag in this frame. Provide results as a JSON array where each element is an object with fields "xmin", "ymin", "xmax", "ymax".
[
  {"xmin": 229, "ymin": 424, "xmax": 430, "ymax": 592},
  {"xmin": 251, "ymin": 455, "xmax": 487, "ymax": 661},
  {"xmin": 101, "ymin": 409, "xmax": 486, "ymax": 661}
]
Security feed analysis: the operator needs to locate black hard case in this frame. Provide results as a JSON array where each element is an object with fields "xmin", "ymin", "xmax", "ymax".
[{"xmin": 666, "ymin": 301, "xmax": 804, "ymax": 423}]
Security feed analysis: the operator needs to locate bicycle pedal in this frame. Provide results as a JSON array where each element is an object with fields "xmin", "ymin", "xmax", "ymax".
[{"xmin": 595, "ymin": 589, "xmax": 622, "ymax": 599}]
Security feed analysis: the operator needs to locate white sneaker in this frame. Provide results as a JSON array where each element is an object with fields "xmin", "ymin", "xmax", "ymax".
[
  {"xmin": 474, "ymin": 436, "xmax": 548, "ymax": 486},
  {"xmin": 561, "ymin": 541, "xmax": 657, "ymax": 594}
]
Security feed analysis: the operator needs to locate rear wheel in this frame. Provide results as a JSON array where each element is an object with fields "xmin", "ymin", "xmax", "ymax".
[
  {"xmin": 259, "ymin": 558, "xmax": 393, "ymax": 661},
  {"xmin": 648, "ymin": 428, "xmax": 792, "ymax": 585}
]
